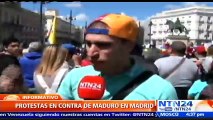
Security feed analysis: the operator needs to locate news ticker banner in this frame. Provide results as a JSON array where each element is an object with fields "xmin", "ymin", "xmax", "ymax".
[
  {"xmin": 0, "ymin": 94, "xmax": 213, "ymax": 118},
  {"xmin": 0, "ymin": 94, "xmax": 213, "ymax": 112},
  {"xmin": 0, "ymin": 94, "xmax": 156, "ymax": 112},
  {"xmin": 0, "ymin": 112, "xmax": 213, "ymax": 118}
]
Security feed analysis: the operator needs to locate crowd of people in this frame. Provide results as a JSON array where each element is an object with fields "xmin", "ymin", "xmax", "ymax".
[{"xmin": 0, "ymin": 13, "xmax": 213, "ymax": 100}]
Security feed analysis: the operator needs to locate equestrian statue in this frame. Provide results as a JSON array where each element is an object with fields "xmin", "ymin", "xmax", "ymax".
[{"xmin": 165, "ymin": 18, "xmax": 189, "ymax": 35}]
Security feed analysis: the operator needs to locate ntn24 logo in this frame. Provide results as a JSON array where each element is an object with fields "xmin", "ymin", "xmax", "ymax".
[
  {"xmin": 158, "ymin": 101, "xmax": 193, "ymax": 107},
  {"xmin": 158, "ymin": 100, "xmax": 213, "ymax": 111}
]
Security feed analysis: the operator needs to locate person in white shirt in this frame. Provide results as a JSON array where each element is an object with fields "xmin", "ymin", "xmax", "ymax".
[
  {"xmin": 34, "ymin": 45, "xmax": 71, "ymax": 94},
  {"xmin": 155, "ymin": 41, "xmax": 199, "ymax": 99}
]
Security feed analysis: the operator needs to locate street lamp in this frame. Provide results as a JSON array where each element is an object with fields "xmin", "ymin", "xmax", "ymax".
[
  {"xmin": 138, "ymin": 21, "xmax": 141, "ymax": 41},
  {"xmin": 83, "ymin": 21, "xmax": 87, "ymax": 48},
  {"xmin": 138, "ymin": 21, "xmax": 144, "ymax": 45},
  {"xmin": 39, "ymin": 2, "xmax": 50, "ymax": 45},
  {"xmin": 84, "ymin": 20, "xmax": 87, "ymax": 38},
  {"xmin": 85, "ymin": 21, "xmax": 88, "ymax": 27},
  {"xmin": 39, "ymin": 2, "xmax": 44, "ymax": 44},
  {"xmin": 69, "ymin": 10, "xmax": 76, "ymax": 40},
  {"xmin": 148, "ymin": 21, "xmax": 153, "ymax": 44}
]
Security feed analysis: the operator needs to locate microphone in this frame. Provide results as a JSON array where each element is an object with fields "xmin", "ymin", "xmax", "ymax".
[{"xmin": 78, "ymin": 76, "xmax": 106, "ymax": 100}]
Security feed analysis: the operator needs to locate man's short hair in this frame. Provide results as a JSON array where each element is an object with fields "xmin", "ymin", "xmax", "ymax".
[
  {"xmin": 86, "ymin": 13, "xmax": 139, "ymax": 43},
  {"xmin": 3, "ymin": 36, "xmax": 20, "ymax": 48},
  {"xmin": 171, "ymin": 41, "xmax": 186, "ymax": 55},
  {"xmin": 28, "ymin": 42, "xmax": 43, "ymax": 52}
]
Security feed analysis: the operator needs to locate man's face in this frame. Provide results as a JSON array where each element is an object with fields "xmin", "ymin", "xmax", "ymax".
[
  {"xmin": 85, "ymin": 34, "xmax": 129, "ymax": 72},
  {"xmin": 5, "ymin": 42, "xmax": 20, "ymax": 57}
]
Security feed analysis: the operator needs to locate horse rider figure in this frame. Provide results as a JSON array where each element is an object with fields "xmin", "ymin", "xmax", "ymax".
[{"xmin": 165, "ymin": 18, "xmax": 189, "ymax": 35}]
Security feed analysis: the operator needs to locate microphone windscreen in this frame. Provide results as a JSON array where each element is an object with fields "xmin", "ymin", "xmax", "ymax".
[{"xmin": 78, "ymin": 76, "xmax": 106, "ymax": 100}]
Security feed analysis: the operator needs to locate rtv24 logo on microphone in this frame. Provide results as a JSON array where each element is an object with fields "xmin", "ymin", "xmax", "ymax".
[{"xmin": 157, "ymin": 100, "xmax": 193, "ymax": 112}]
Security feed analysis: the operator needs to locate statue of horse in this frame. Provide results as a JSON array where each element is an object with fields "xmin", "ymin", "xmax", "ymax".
[{"xmin": 165, "ymin": 19, "xmax": 188, "ymax": 35}]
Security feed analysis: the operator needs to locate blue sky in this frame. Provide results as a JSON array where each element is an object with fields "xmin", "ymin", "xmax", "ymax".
[{"xmin": 21, "ymin": 2, "xmax": 213, "ymax": 27}]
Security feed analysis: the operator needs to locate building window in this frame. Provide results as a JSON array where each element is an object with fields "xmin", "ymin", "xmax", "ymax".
[
  {"xmin": 187, "ymin": 21, "xmax": 191, "ymax": 23},
  {"xmin": 199, "ymin": 21, "xmax": 204, "ymax": 24},
  {"xmin": 210, "ymin": 26, "xmax": 213, "ymax": 31},
  {"xmin": 4, "ymin": 11, "xmax": 9, "ymax": 22},
  {"xmin": 207, "ymin": 16, "xmax": 212, "ymax": 24},
  {"xmin": 199, "ymin": 21, "xmax": 204, "ymax": 26},
  {"xmin": 208, "ymin": 16, "xmax": 211, "ymax": 21},
  {"xmin": 4, "ymin": 11, "xmax": 8, "ymax": 22},
  {"xmin": 199, "ymin": 29, "xmax": 204, "ymax": 33},
  {"xmin": 207, "ymin": 24, "xmax": 210, "ymax": 29},
  {"xmin": 16, "ymin": 15, "xmax": 20, "ymax": 24},
  {"xmin": 11, "ymin": 15, "xmax": 16, "ymax": 24},
  {"xmin": 17, "ymin": 15, "xmax": 22, "ymax": 25},
  {"xmin": 27, "ymin": 27, "xmax": 30, "ymax": 31}
]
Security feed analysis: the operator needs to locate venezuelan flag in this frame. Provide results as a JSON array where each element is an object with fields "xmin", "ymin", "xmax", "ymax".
[{"xmin": 48, "ymin": 15, "xmax": 57, "ymax": 44}]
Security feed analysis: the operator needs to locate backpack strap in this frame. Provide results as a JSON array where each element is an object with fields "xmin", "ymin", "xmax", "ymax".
[
  {"xmin": 112, "ymin": 70, "xmax": 154, "ymax": 100},
  {"xmin": 162, "ymin": 57, "xmax": 186, "ymax": 79},
  {"xmin": 35, "ymin": 68, "xmax": 69, "ymax": 94},
  {"xmin": 36, "ymin": 74, "xmax": 51, "ymax": 93},
  {"xmin": 50, "ymin": 68, "xmax": 69, "ymax": 93}
]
